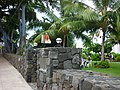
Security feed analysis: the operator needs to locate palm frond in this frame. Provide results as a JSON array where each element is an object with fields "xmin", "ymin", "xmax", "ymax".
[
  {"xmin": 102, "ymin": 0, "xmax": 110, "ymax": 7},
  {"xmin": 82, "ymin": 8, "xmax": 99, "ymax": 21},
  {"xmin": 60, "ymin": 0, "xmax": 73, "ymax": 10},
  {"xmin": 44, "ymin": 7, "xmax": 59, "ymax": 22},
  {"xmin": 28, "ymin": 19, "xmax": 51, "ymax": 30},
  {"xmin": 58, "ymin": 21, "xmax": 86, "ymax": 33},
  {"xmin": 110, "ymin": 33, "xmax": 120, "ymax": 44},
  {"xmin": 48, "ymin": 16, "xmax": 82, "ymax": 30},
  {"xmin": 77, "ymin": 33, "xmax": 91, "ymax": 45},
  {"xmin": 116, "ymin": 14, "xmax": 120, "ymax": 31},
  {"xmin": 92, "ymin": 0, "xmax": 102, "ymax": 11},
  {"xmin": 112, "ymin": 0, "xmax": 120, "ymax": 10},
  {"xmin": 33, "ymin": 29, "xmax": 56, "ymax": 42},
  {"xmin": 61, "ymin": 16, "xmax": 83, "ymax": 22},
  {"xmin": 48, "ymin": 19, "xmax": 63, "ymax": 30},
  {"xmin": 63, "ymin": 2, "xmax": 86, "ymax": 16},
  {"xmin": 62, "ymin": 1, "xmax": 99, "ymax": 21},
  {"xmin": 32, "ymin": 2, "xmax": 46, "ymax": 12}
]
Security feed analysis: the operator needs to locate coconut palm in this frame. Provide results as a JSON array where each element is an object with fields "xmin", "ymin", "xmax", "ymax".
[
  {"xmin": 32, "ymin": 0, "xmax": 99, "ymax": 47},
  {"xmin": 45, "ymin": 0, "xmax": 100, "ymax": 47},
  {"xmin": 108, "ymin": 6, "xmax": 120, "ymax": 44},
  {"xmin": 62, "ymin": 0, "xmax": 120, "ymax": 60},
  {"xmin": 33, "ymin": 0, "xmax": 119, "ymax": 51},
  {"xmin": 48, "ymin": 16, "xmax": 87, "ymax": 47}
]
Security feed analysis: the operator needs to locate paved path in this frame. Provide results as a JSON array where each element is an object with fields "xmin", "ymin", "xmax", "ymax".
[{"xmin": 0, "ymin": 56, "xmax": 33, "ymax": 90}]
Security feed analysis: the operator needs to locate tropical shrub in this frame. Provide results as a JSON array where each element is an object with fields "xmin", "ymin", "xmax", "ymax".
[
  {"xmin": 112, "ymin": 53, "xmax": 120, "ymax": 62},
  {"xmin": 91, "ymin": 53, "xmax": 101, "ymax": 61},
  {"xmin": 115, "ymin": 56, "xmax": 120, "ymax": 62},
  {"xmin": 94, "ymin": 60, "xmax": 110, "ymax": 68},
  {"xmin": 81, "ymin": 53, "xmax": 88, "ymax": 59},
  {"xmin": 114, "ymin": 54, "xmax": 120, "ymax": 62}
]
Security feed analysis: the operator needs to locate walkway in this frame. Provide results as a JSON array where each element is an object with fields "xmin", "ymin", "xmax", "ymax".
[{"xmin": 0, "ymin": 56, "xmax": 33, "ymax": 90}]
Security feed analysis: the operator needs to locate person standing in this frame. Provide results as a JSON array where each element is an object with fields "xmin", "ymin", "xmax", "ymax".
[{"xmin": 110, "ymin": 53, "xmax": 113, "ymax": 61}]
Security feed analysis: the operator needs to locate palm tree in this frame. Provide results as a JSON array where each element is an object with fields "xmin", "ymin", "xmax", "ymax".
[
  {"xmin": 92, "ymin": 0, "xmax": 110, "ymax": 60},
  {"xmin": 49, "ymin": 16, "xmax": 87, "ymax": 47},
  {"xmin": 62, "ymin": 0, "xmax": 119, "ymax": 60},
  {"xmin": 108, "ymin": 6, "xmax": 120, "ymax": 44},
  {"xmin": 45, "ymin": 0, "xmax": 100, "ymax": 47},
  {"xmin": 33, "ymin": 0, "xmax": 119, "ymax": 51},
  {"xmin": 89, "ymin": 0, "xmax": 120, "ymax": 60},
  {"xmin": 32, "ymin": 0, "xmax": 98, "ymax": 47}
]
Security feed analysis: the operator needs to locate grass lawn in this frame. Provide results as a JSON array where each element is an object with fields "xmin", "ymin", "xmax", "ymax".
[{"xmin": 82, "ymin": 62, "xmax": 120, "ymax": 77}]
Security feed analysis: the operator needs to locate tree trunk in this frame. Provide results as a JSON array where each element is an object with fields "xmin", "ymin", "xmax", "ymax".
[
  {"xmin": 3, "ymin": 32, "xmax": 10, "ymax": 52},
  {"xmin": 0, "ymin": 25, "xmax": 11, "ymax": 52},
  {"xmin": 18, "ymin": 6, "xmax": 22, "ymax": 48},
  {"xmin": 11, "ymin": 31, "xmax": 14, "ymax": 53},
  {"xmin": 63, "ymin": 34, "xmax": 67, "ymax": 47},
  {"xmin": 101, "ymin": 31, "xmax": 105, "ymax": 60},
  {"xmin": 21, "ymin": 4, "xmax": 26, "ymax": 48},
  {"xmin": 17, "ymin": 4, "xmax": 26, "ymax": 55}
]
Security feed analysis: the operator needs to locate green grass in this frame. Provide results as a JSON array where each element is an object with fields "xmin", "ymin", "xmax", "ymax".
[{"xmin": 83, "ymin": 62, "xmax": 120, "ymax": 77}]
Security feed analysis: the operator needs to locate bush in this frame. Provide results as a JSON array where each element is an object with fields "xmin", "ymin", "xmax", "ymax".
[
  {"xmin": 112, "ymin": 53, "xmax": 120, "ymax": 62},
  {"xmin": 91, "ymin": 53, "xmax": 101, "ymax": 61},
  {"xmin": 81, "ymin": 53, "xmax": 88, "ymax": 59},
  {"xmin": 115, "ymin": 55, "xmax": 120, "ymax": 62},
  {"xmin": 94, "ymin": 60, "xmax": 110, "ymax": 68}
]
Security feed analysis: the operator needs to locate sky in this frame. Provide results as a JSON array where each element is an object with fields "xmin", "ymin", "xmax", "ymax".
[{"xmin": 27, "ymin": 0, "xmax": 102, "ymax": 48}]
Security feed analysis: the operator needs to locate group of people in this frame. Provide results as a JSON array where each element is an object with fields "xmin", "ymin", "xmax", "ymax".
[
  {"xmin": 80, "ymin": 56, "xmax": 92, "ymax": 68},
  {"xmin": 80, "ymin": 53, "xmax": 114, "ymax": 68}
]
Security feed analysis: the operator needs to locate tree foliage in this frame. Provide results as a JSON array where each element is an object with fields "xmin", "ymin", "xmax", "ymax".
[
  {"xmin": 0, "ymin": 0, "xmax": 36, "ymax": 53},
  {"xmin": 0, "ymin": 0, "xmax": 120, "ymax": 54}
]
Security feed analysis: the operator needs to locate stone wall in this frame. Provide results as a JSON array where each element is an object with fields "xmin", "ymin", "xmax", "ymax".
[
  {"xmin": 26, "ymin": 49, "xmax": 37, "ymax": 82},
  {"xmin": 3, "ymin": 53, "xmax": 28, "ymax": 79},
  {"xmin": 37, "ymin": 47, "xmax": 82, "ymax": 90},
  {"xmin": 4, "ymin": 47, "xmax": 120, "ymax": 90},
  {"xmin": 51, "ymin": 70, "xmax": 120, "ymax": 90},
  {"xmin": 3, "ymin": 48, "xmax": 37, "ymax": 82},
  {"xmin": 36, "ymin": 47, "xmax": 120, "ymax": 90},
  {"xmin": 37, "ymin": 47, "xmax": 82, "ymax": 70}
]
